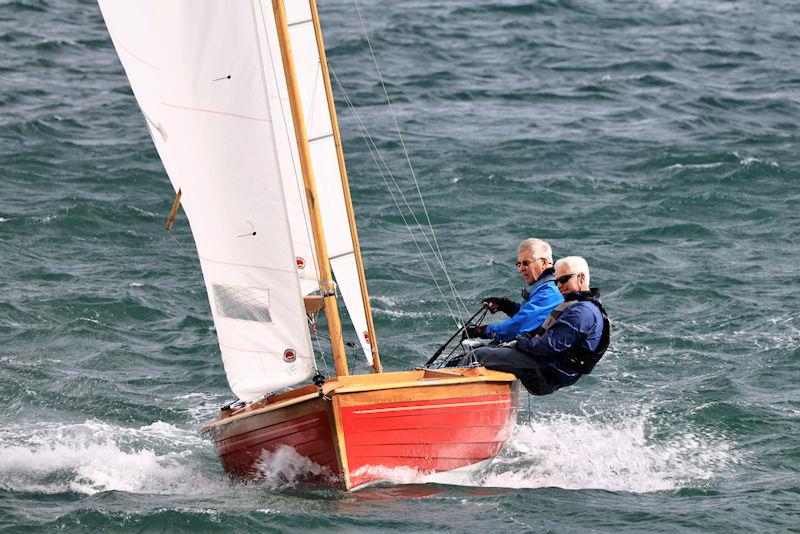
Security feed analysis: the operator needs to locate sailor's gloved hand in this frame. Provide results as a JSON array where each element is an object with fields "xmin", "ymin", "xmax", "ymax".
[
  {"xmin": 463, "ymin": 325, "xmax": 486, "ymax": 339},
  {"xmin": 499, "ymin": 340, "xmax": 517, "ymax": 349},
  {"xmin": 482, "ymin": 297, "xmax": 516, "ymax": 316}
]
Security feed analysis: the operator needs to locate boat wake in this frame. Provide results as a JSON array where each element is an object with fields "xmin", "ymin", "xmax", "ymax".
[
  {"xmin": 477, "ymin": 407, "xmax": 736, "ymax": 493},
  {"xmin": 0, "ymin": 420, "xmax": 224, "ymax": 496},
  {"xmin": 350, "ymin": 407, "xmax": 737, "ymax": 493},
  {"xmin": 0, "ymin": 408, "xmax": 736, "ymax": 496}
]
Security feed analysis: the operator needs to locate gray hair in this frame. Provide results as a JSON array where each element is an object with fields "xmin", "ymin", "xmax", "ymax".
[
  {"xmin": 517, "ymin": 238, "xmax": 553, "ymax": 264},
  {"xmin": 555, "ymin": 256, "xmax": 590, "ymax": 285}
]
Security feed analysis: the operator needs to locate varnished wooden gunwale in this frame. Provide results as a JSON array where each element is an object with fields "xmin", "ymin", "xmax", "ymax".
[{"xmin": 202, "ymin": 368, "xmax": 516, "ymax": 432}]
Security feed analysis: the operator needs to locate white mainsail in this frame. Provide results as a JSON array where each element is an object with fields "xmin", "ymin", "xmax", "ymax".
[
  {"xmin": 100, "ymin": 0, "xmax": 377, "ymax": 399},
  {"xmin": 99, "ymin": 0, "xmax": 378, "ymax": 400}
]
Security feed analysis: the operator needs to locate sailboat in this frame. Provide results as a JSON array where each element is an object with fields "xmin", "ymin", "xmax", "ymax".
[{"xmin": 98, "ymin": 0, "xmax": 519, "ymax": 490}]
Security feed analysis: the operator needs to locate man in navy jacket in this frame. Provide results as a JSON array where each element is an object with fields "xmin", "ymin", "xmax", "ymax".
[
  {"xmin": 465, "ymin": 238, "xmax": 563, "ymax": 342},
  {"xmin": 467, "ymin": 256, "xmax": 610, "ymax": 395}
]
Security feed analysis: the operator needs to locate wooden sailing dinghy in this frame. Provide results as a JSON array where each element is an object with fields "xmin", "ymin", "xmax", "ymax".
[{"xmin": 98, "ymin": 0, "xmax": 519, "ymax": 490}]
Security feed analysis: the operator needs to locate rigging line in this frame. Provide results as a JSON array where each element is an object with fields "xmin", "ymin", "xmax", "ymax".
[
  {"xmin": 329, "ymin": 67, "xmax": 467, "ymax": 325},
  {"xmin": 331, "ymin": 81, "xmax": 459, "ymax": 325},
  {"xmin": 167, "ymin": 231, "xmax": 198, "ymax": 262},
  {"xmin": 328, "ymin": 68, "xmax": 444, "ymax": 264},
  {"xmin": 330, "ymin": 71, "xmax": 460, "ymax": 327},
  {"xmin": 254, "ymin": 1, "xmax": 320, "ymax": 285},
  {"xmin": 362, "ymin": 131, "xmax": 461, "ymax": 326},
  {"xmin": 305, "ymin": 60, "xmax": 322, "ymax": 132},
  {"xmin": 331, "ymin": 69, "xmax": 461, "ymax": 327},
  {"xmin": 329, "ymin": 64, "xmax": 470, "ymax": 326},
  {"xmin": 351, "ymin": 0, "xmax": 467, "ymax": 319},
  {"xmin": 310, "ymin": 319, "xmax": 330, "ymax": 375}
]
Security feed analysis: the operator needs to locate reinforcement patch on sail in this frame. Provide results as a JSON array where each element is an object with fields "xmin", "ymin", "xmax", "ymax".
[{"xmin": 212, "ymin": 284, "xmax": 271, "ymax": 323}]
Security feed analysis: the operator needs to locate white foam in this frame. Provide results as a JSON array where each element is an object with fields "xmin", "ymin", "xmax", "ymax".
[
  {"xmin": 665, "ymin": 162, "xmax": 723, "ymax": 170},
  {"xmin": 128, "ymin": 205, "xmax": 158, "ymax": 218},
  {"xmin": 351, "ymin": 464, "xmax": 431, "ymax": 487},
  {"xmin": 351, "ymin": 459, "xmax": 492, "ymax": 489},
  {"xmin": 475, "ymin": 409, "xmax": 735, "ymax": 493},
  {"xmin": 373, "ymin": 307, "xmax": 433, "ymax": 319},
  {"xmin": 0, "ymin": 411, "xmax": 735, "ymax": 496},
  {"xmin": 0, "ymin": 420, "xmax": 225, "ymax": 496},
  {"xmin": 251, "ymin": 445, "xmax": 337, "ymax": 490}
]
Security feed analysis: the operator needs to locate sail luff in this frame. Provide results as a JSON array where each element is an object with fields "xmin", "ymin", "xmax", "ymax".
[
  {"xmin": 271, "ymin": 0, "xmax": 349, "ymax": 377},
  {"xmin": 307, "ymin": 0, "xmax": 382, "ymax": 373}
]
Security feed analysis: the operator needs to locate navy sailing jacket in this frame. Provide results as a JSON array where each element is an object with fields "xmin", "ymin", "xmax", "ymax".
[{"xmin": 515, "ymin": 290, "xmax": 606, "ymax": 385}]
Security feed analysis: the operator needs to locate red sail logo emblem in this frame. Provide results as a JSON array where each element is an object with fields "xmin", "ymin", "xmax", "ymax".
[
  {"xmin": 283, "ymin": 349, "xmax": 296, "ymax": 363},
  {"xmin": 296, "ymin": 257, "xmax": 305, "ymax": 270}
]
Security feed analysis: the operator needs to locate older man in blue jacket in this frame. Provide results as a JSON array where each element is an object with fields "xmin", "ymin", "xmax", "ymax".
[
  {"xmin": 466, "ymin": 256, "xmax": 611, "ymax": 395},
  {"xmin": 465, "ymin": 238, "xmax": 563, "ymax": 342}
]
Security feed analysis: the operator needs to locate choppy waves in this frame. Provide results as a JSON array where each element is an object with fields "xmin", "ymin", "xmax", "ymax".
[{"xmin": 1, "ymin": 0, "xmax": 799, "ymax": 531}]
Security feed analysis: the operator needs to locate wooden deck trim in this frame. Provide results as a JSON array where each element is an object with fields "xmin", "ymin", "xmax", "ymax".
[
  {"xmin": 329, "ymin": 372, "xmax": 516, "ymax": 395},
  {"xmin": 201, "ymin": 369, "xmax": 517, "ymax": 433},
  {"xmin": 201, "ymin": 392, "xmax": 321, "ymax": 432}
]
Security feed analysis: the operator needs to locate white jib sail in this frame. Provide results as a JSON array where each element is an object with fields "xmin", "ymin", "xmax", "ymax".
[
  {"xmin": 99, "ymin": 0, "xmax": 318, "ymax": 401},
  {"xmin": 258, "ymin": 0, "xmax": 374, "ymax": 364}
]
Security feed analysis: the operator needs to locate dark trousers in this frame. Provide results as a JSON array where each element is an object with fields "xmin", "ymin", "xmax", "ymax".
[{"xmin": 466, "ymin": 346, "xmax": 564, "ymax": 396}]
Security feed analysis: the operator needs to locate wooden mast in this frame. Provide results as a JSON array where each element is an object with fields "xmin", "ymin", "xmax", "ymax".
[
  {"xmin": 272, "ymin": 0, "xmax": 348, "ymax": 377},
  {"xmin": 307, "ymin": 0, "xmax": 382, "ymax": 373}
]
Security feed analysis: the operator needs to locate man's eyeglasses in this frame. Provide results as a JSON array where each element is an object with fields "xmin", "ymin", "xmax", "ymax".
[
  {"xmin": 516, "ymin": 257, "xmax": 546, "ymax": 268},
  {"xmin": 555, "ymin": 273, "xmax": 579, "ymax": 285}
]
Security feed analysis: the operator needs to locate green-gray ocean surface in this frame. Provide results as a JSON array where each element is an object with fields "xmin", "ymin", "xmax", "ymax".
[{"xmin": 1, "ymin": 0, "xmax": 798, "ymax": 532}]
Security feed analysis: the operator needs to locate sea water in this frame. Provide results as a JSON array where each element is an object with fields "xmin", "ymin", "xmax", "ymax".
[{"xmin": 1, "ymin": 0, "xmax": 798, "ymax": 531}]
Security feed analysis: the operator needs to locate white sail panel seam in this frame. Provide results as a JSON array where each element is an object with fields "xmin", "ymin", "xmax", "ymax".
[
  {"xmin": 199, "ymin": 255, "xmax": 297, "ymax": 274},
  {"xmin": 104, "ymin": 28, "xmax": 157, "ymax": 69},
  {"xmin": 161, "ymin": 102, "xmax": 271, "ymax": 123},
  {"xmin": 218, "ymin": 342, "xmax": 308, "ymax": 355},
  {"xmin": 329, "ymin": 251, "xmax": 354, "ymax": 261},
  {"xmin": 287, "ymin": 19, "xmax": 312, "ymax": 28},
  {"xmin": 308, "ymin": 132, "xmax": 333, "ymax": 143}
]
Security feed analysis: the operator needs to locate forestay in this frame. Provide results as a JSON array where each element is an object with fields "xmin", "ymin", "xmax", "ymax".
[{"xmin": 98, "ymin": 0, "xmax": 372, "ymax": 401}]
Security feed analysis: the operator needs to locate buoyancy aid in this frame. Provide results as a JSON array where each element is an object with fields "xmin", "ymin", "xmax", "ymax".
[{"xmin": 526, "ymin": 288, "xmax": 611, "ymax": 374}]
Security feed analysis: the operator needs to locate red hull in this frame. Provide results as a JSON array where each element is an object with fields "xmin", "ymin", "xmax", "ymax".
[
  {"xmin": 203, "ymin": 369, "xmax": 519, "ymax": 490},
  {"xmin": 340, "ymin": 392, "xmax": 517, "ymax": 488},
  {"xmin": 217, "ymin": 410, "xmax": 339, "ymax": 481}
]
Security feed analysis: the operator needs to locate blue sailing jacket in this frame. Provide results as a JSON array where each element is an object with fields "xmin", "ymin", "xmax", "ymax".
[{"xmin": 483, "ymin": 270, "xmax": 564, "ymax": 342}]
